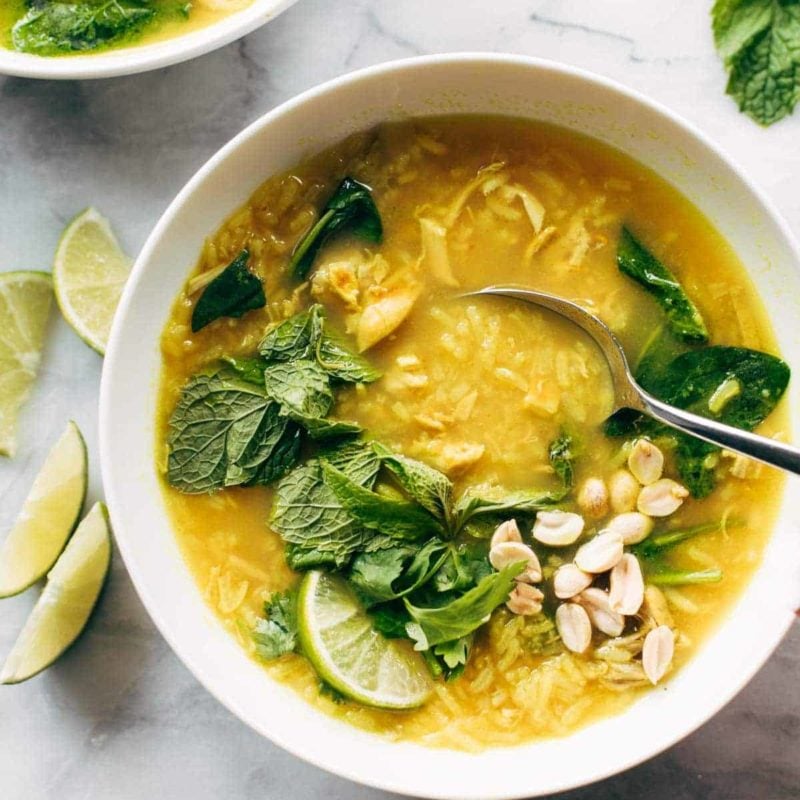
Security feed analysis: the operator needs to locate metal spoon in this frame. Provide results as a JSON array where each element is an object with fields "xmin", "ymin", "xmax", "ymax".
[{"xmin": 464, "ymin": 285, "xmax": 800, "ymax": 476}]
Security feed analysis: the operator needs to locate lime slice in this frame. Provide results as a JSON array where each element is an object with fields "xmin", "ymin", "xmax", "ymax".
[
  {"xmin": 53, "ymin": 208, "xmax": 132, "ymax": 355},
  {"xmin": 297, "ymin": 570, "xmax": 432, "ymax": 709},
  {"xmin": 0, "ymin": 421, "xmax": 87, "ymax": 598},
  {"xmin": 0, "ymin": 271, "xmax": 53, "ymax": 458},
  {"xmin": 0, "ymin": 502, "xmax": 111, "ymax": 685}
]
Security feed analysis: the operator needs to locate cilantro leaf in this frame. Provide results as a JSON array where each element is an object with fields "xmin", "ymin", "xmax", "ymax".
[
  {"xmin": 712, "ymin": 0, "xmax": 800, "ymax": 125},
  {"xmin": 548, "ymin": 431, "xmax": 576, "ymax": 489},
  {"xmin": 191, "ymin": 250, "xmax": 266, "ymax": 332},
  {"xmin": 252, "ymin": 591, "xmax": 298, "ymax": 660},
  {"xmin": 404, "ymin": 563, "xmax": 524, "ymax": 649},
  {"xmin": 348, "ymin": 539, "xmax": 449, "ymax": 605}
]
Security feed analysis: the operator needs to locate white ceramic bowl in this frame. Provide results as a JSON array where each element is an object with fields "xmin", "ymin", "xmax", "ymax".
[
  {"xmin": 100, "ymin": 54, "xmax": 800, "ymax": 799},
  {"xmin": 0, "ymin": 0, "xmax": 297, "ymax": 80}
]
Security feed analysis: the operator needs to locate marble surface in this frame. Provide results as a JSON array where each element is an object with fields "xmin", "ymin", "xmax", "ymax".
[{"xmin": 1, "ymin": 1, "xmax": 799, "ymax": 798}]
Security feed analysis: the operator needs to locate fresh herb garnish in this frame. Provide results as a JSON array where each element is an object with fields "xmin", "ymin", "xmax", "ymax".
[
  {"xmin": 617, "ymin": 227, "xmax": 708, "ymax": 344},
  {"xmin": 404, "ymin": 563, "xmax": 525, "ymax": 649},
  {"xmin": 271, "ymin": 442, "xmax": 384, "ymax": 569},
  {"xmin": 12, "ymin": 1, "xmax": 155, "ymax": 55},
  {"xmin": 259, "ymin": 305, "xmax": 324, "ymax": 362},
  {"xmin": 373, "ymin": 443, "xmax": 454, "ymax": 524},
  {"xmin": 263, "ymin": 359, "xmax": 334, "ymax": 420},
  {"xmin": 647, "ymin": 568, "xmax": 723, "ymax": 586},
  {"xmin": 166, "ymin": 373, "xmax": 300, "ymax": 493},
  {"xmin": 548, "ymin": 430, "xmax": 576, "ymax": 489},
  {"xmin": 605, "ymin": 341, "xmax": 789, "ymax": 497},
  {"xmin": 712, "ymin": 0, "xmax": 800, "ymax": 126},
  {"xmin": 252, "ymin": 591, "xmax": 298, "ymax": 660},
  {"xmin": 289, "ymin": 178, "xmax": 383, "ymax": 280},
  {"xmin": 191, "ymin": 250, "xmax": 266, "ymax": 332}
]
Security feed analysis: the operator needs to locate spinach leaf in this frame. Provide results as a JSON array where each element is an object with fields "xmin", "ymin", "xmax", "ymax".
[
  {"xmin": 252, "ymin": 591, "xmax": 298, "ymax": 660},
  {"xmin": 373, "ymin": 443, "xmax": 453, "ymax": 524},
  {"xmin": 271, "ymin": 441, "xmax": 382, "ymax": 569},
  {"xmin": 712, "ymin": 0, "xmax": 800, "ymax": 126},
  {"xmin": 348, "ymin": 539, "xmax": 449, "ymax": 606},
  {"xmin": 321, "ymin": 463, "xmax": 445, "ymax": 541},
  {"xmin": 221, "ymin": 356, "xmax": 267, "ymax": 386},
  {"xmin": 12, "ymin": 1, "xmax": 155, "ymax": 55},
  {"xmin": 452, "ymin": 489, "xmax": 562, "ymax": 531},
  {"xmin": 548, "ymin": 431, "xmax": 575, "ymax": 489},
  {"xmin": 633, "ymin": 519, "xmax": 739, "ymax": 560},
  {"xmin": 166, "ymin": 373, "xmax": 298, "ymax": 494},
  {"xmin": 404, "ymin": 563, "xmax": 524, "ymax": 649},
  {"xmin": 317, "ymin": 329, "xmax": 382, "ymax": 384},
  {"xmin": 289, "ymin": 178, "xmax": 383, "ymax": 280},
  {"xmin": 618, "ymin": 228, "xmax": 708, "ymax": 343},
  {"xmin": 191, "ymin": 250, "xmax": 265, "ymax": 332},
  {"xmin": 259, "ymin": 305, "xmax": 324, "ymax": 362},
  {"xmin": 263, "ymin": 359, "xmax": 333, "ymax": 420},
  {"xmin": 646, "ymin": 345, "xmax": 789, "ymax": 496}
]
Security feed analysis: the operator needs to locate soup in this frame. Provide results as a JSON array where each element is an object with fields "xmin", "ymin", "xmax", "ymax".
[
  {"xmin": 1, "ymin": 0, "xmax": 252, "ymax": 57},
  {"xmin": 156, "ymin": 117, "xmax": 788, "ymax": 750}
]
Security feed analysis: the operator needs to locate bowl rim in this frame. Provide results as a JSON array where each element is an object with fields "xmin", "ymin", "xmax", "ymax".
[
  {"xmin": 99, "ymin": 53, "xmax": 800, "ymax": 799},
  {"xmin": 0, "ymin": 0, "xmax": 297, "ymax": 80}
]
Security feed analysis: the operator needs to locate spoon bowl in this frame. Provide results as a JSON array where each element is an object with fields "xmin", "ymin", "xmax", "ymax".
[{"xmin": 467, "ymin": 285, "xmax": 800, "ymax": 477}]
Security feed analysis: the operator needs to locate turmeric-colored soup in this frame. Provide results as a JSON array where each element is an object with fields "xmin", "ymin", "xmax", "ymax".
[
  {"xmin": 156, "ymin": 117, "xmax": 789, "ymax": 750},
  {"xmin": 1, "ymin": 1, "xmax": 253, "ymax": 58}
]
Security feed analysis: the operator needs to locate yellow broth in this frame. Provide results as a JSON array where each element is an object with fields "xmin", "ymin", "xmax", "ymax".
[{"xmin": 156, "ymin": 117, "xmax": 787, "ymax": 749}]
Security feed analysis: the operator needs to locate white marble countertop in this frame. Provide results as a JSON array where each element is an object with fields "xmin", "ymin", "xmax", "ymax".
[{"xmin": 2, "ymin": 1, "xmax": 799, "ymax": 798}]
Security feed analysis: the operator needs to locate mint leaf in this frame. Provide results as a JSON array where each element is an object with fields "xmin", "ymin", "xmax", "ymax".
[
  {"xmin": 712, "ymin": 0, "xmax": 800, "ymax": 125},
  {"xmin": 191, "ymin": 250, "xmax": 265, "ymax": 332},
  {"xmin": 404, "ymin": 563, "xmax": 524, "ymax": 649},
  {"xmin": 297, "ymin": 416, "xmax": 362, "ymax": 440},
  {"xmin": 373, "ymin": 444, "xmax": 453, "ymax": 524},
  {"xmin": 271, "ymin": 441, "xmax": 383, "ymax": 569},
  {"xmin": 263, "ymin": 359, "xmax": 333, "ymax": 419},
  {"xmin": 317, "ymin": 328, "xmax": 382, "ymax": 384},
  {"xmin": 319, "ymin": 439, "xmax": 381, "ymax": 486},
  {"xmin": 252, "ymin": 591, "xmax": 298, "ymax": 660},
  {"xmin": 452, "ymin": 489, "xmax": 562, "ymax": 531},
  {"xmin": 166, "ymin": 373, "xmax": 298, "ymax": 493},
  {"xmin": 221, "ymin": 356, "xmax": 267, "ymax": 386},
  {"xmin": 321, "ymin": 463, "xmax": 445, "ymax": 541},
  {"xmin": 617, "ymin": 227, "xmax": 708, "ymax": 343},
  {"xmin": 12, "ymin": 1, "xmax": 155, "ymax": 55},
  {"xmin": 259, "ymin": 305, "xmax": 324, "ymax": 362},
  {"xmin": 433, "ymin": 635, "xmax": 473, "ymax": 673}
]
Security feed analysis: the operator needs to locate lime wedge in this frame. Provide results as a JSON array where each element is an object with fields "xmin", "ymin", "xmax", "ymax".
[
  {"xmin": 53, "ymin": 208, "xmax": 131, "ymax": 355},
  {"xmin": 0, "ymin": 271, "xmax": 53, "ymax": 457},
  {"xmin": 0, "ymin": 502, "xmax": 111, "ymax": 684},
  {"xmin": 0, "ymin": 421, "xmax": 87, "ymax": 598},
  {"xmin": 297, "ymin": 570, "xmax": 432, "ymax": 709}
]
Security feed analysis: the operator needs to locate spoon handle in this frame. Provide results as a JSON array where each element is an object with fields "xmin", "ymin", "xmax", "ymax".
[{"xmin": 638, "ymin": 390, "xmax": 800, "ymax": 476}]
